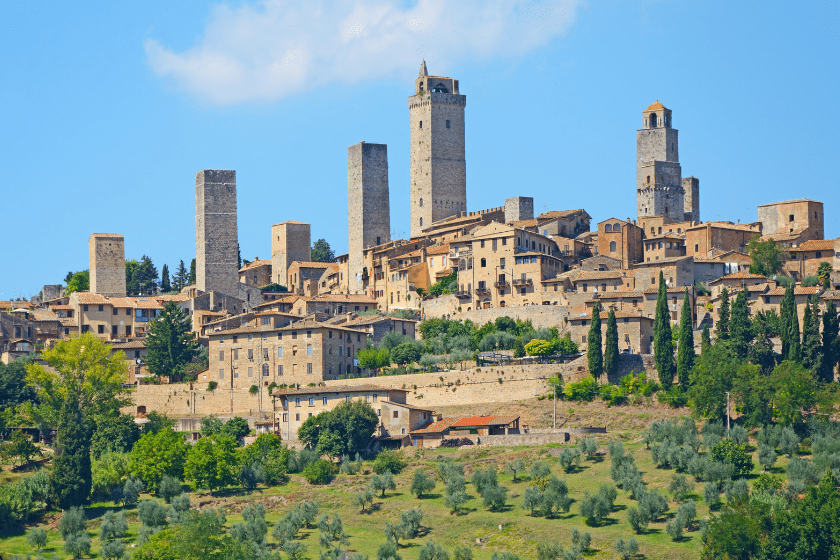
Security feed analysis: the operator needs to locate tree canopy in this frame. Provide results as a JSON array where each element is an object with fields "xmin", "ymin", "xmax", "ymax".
[
  {"xmin": 311, "ymin": 239, "xmax": 336, "ymax": 263},
  {"xmin": 297, "ymin": 401, "xmax": 378, "ymax": 459},
  {"xmin": 747, "ymin": 235, "xmax": 784, "ymax": 277},
  {"xmin": 64, "ymin": 271, "xmax": 89, "ymax": 296},
  {"xmin": 145, "ymin": 302, "xmax": 201, "ymax": 379}
]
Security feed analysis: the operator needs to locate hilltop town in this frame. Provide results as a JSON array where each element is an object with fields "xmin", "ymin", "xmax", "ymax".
[{"xmin": 1, "ymin": 61, "xmax": 837, "ymax": 440}]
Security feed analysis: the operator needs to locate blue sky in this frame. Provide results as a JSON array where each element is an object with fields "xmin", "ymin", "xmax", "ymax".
[{"xmin": 1, "ymin": 0, "xmax": 838, "ymax": 298}]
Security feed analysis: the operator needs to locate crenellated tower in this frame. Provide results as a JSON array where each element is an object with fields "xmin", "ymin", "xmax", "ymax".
[{"xmin": 636, "ymin": 101, "xmax": 687, "ymax": 222}]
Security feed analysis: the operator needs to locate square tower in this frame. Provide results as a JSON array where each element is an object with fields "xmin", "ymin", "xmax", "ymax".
[
  {"xmin": 682, "ymin": 177, "xmax": 700, "ymax": 222},
  {"xmin": 636, "ymin": 101, "xmax": 684, "ymax": 222},
  {"xmin": 271, "ymin": 221, "xmax": 310, "ymax": 287},
  {"xmin": 89, "ymin": 233, "xmax": 126, "ymax": 297},
  {"xmin": 757, "ymin": 199, "xmax": 824, "ymax": 242},
  {"xmin": 348, "ymin": 141, "xmax": 390, "ymax": 294},
  {"xmin": 195, "ymin": 169, "xmax": 240, "ymax": 298},
  {"xmin": 505, "ymin": 196, "xmax": 534, "ymax": 223},
  {"xmin": 409, "ymin": 61, "xmax": 467, "ymax": 238}
]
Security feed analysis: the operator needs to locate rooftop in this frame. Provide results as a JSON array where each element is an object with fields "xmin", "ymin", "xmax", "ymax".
[
  {"xmin": 646, "ymin": 100, "xmax": 666, "ymax": 111},
  {"xmin": 410, "ymin": 416, "xmax": 464, "ymax": 435},
  {"xmin": 272, "ymin": 385, "xmax": 406, "ymax": 397},
  {"xmin": 791, "ymin": 239, "xmax": 835, "ymax": 252}
]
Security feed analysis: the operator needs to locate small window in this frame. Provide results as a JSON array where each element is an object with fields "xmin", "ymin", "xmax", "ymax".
[
  {"xmin": 419, "ymin": 217, "xmax": 423, "ymax": 227},
  {"xmin": 219, "ymin": 368, "xmax": 224, "ymax": 379},
  {"xmin": 277, "ymin": 364, "xmax": 283, "ymax": 376},
  {"xmin": 309, "ymin": 397, "xmax": 314, "ymax": 406},
  {"xmin": 295, "ymin": 413, "xmax": 300, "ymax": 421},
  {"xmin": 789, "ymin": 214, "xmax": 795, "ymax": 222},
  {"xmin": 481, "ymin": 258, "xmax": 487, "ymax": 268},
  {"xmin": 605, "ymin": 224, "xmax": 612, "ymax": 232},
  {"xmin": 98, "ymin": 305, "xmax": 103, "ymax": 312},
  {"xmin": 393, "ymin": 410, "xmax": 399, "ymax": 419},
  {"xmin": 278, "ymin": 347, "xmax": 283, "ymax": 357},
  {"xmin": 419, "ymin": 120, "xmax": 423, "ymax": 129},
  {"xmin": 295, "ymin": 398, "xmax": 301, "ymax": 407},
  {"xmin": 446, "ymin": 119, "xmax": 451, "ymax": 128},
  {"xmin": 83, "ymin": 305, "xmax": 88, "ymax": 311},
  {"xmin": 610, "ymin": 241, "xmax": 617, "ymax": 252},
  {"xmin": 307, "ymin": 363, "xmax": 313, "ymax": 374}
]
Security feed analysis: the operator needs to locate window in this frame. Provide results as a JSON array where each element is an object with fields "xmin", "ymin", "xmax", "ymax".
[
  {"xmin": 219, "ymin": 368, "xmax": 224, "ymax": 379},
  {"xmin": 419, "ymin": 120, "xmax": 423, "ymax": 128},
  {"xmin": 480, "ymin": 240, "xmax": 485, "ymax": 248},
  {"xmin": 98, "ymin": 305, "xmax": 103, "ymax": 312},
  {"xmin": 295, "ymin": 397, "xmax": 301, "ymax": 407},
  {"xmin": 419, "ymin": 217, "xmax": 423, "ymax": 227},
  {"xmin": 309, "ymin": 397, "xmax": 314, "ymax": 406},
  {"xmin": 500, "ymin": 258, "xmax": 506, "ymax": 270},
  {"xmin": 306, "ymin": 344, "xmax": 312, "ymax": 355},
  {"xmin": 346, "ymin": 396, "xmax": 351, "ymax": 402},
  {"xmin": 98, "ymin": 325, "xmax": 105, "ymax": 334},
  {"xmin": 481, "ymin": 258, "xmax": 487, "ymax": 267},
  {"xmin": 277, "ymin": 347, "xmax": 283, "ymax": 357},
  {"xmin": 283, "ymin": 413, "xmax": 288, "ymax": 422},
  {"xmin": 372, "ymin": 394, "xmax": 378, "ymax": 402},
  {"xmin": 262, "ymin": 363, "xmax": 269, "ymax": 376},
  {"xmin": 83, "ymin": 305, "xmax": 88, "ymax": 311},
  {"xmin": 789, "ymin": 214, "xmax": 795, "ymax": 222},
  {"xmin": 219, "ymin": 350, "xmax": 225, "ymax": 361},
  {"xmin": 646, "ymin": 175, "xmax": 650, "ymax": 184},
  {"xmin": 263, "ymin": 348, "xmax": 269, "ymax": 360},
  {"xmin": 248, "ymin": 367, "xmax": 253, "ymax": 377},
  {"xmin": 248, "ymin": 349, "xmax": 254, "ymax": 361},
  {"xmin": 492, "ymin": 239, "xmax": 497, "ymax": 251},
  {"xmin": 393, "ymin": 410, "xmax": 399, "ymax": 418},
  {"xmin": 446, "ymin": 119, "xmax": 450, "ymax": 128},
  {"xmin": 292, "ymin": 331, "xmax": 297, "ymax": 339},
  {"xmin": 306, "ymin": 330, "xmax": 312, "ymax": 338},
  {"xmin": 277, "ymin": 364, "xmax": 283, "ymax": 376},
  {"xmin": 307, "ymin": 363, "xmax": 312, "ymax": 374},
  {"xmin": 430, "ymin": 257, "xmax": 434, "ymax": 267},
  {"xmin": 295, "ymin": 413, "xmax": 300, "ymax": 421},
  {"xmin": 605, "ymin": 224, "xmax": 612, "ymax": 232},
  {"xmin": 112, "ymin": 308, "xmax": 118, "ymax": 315},
  {"xmin": 339, "ymin": 346, "xmax": 343, "ymax": 357},
  {"xmin": 502, "ymin": 238, "xmax": 507, "ymax": 245},
  {"xmin": 112, "ymin": 325, "xmax": 117, "ymax": 335},
  {"xmin": 614, "ymin": 224, "xmax": 621, "ymax": 232},
  {"xmin": 582, "ymin": 334, "xmax": 587, "ymax": 343},
  {"xmin": 610, "ymin": 241, "xmax": 617, "ymax": 252}
]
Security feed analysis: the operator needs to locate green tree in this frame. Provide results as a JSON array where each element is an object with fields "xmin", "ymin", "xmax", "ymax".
[
  {"xmin": 513, "ymin": 337, "xmax": 526, "ymax": 358},
  {"xmin": 145, "ymin": 302, "xmax": 201, "ymax": 379},
  {"xmin": 173, "ymin": 259, "xmax": 188, "ymax": 291},
  {"xmin": 311, "ymin": 239, "xmax": 336, "ymax": 263},
  {"xmin": 391, "ymin": 342, "xmax": 421, "ymax": 366},
  {"xmin": 64, "ymin": 270, "xmax": 89, "ymax": 296},
  {"xmin": 296, "ymin": 401, "xmax": 379, "ymax": 459},
  {"xmin": 653, "ymin": 272, "xmax": 674, "ymax": 387},
  {"xmin": 184, "ymin": 435, "xmax": 240, "ymax": 494},
  {"xmin": 358, "ymin": 346, "xmax": 391, "ymax": 372},
  {"xmin": 818, "ymin": 261, "xmax": 833, "ymax": 290},
  {"xmin": 188, "ymin": 258, "xmax": 196, "ymax": 285},
  {"xmin": 802, "ymin": 298, "xmax": 822, "ymax": 371},
  {"xmin": 411, "ymin": 469, "xmax": 436, "ymax": 498},
  {"xmin": 0, "ymin": 358, "xmax": 38, "ymax": 412},
  {"xmin": 161, "ymin": 264, "xmax": 172, "ymax": 292},
  {"xmin": 770, "ymin": 360, "xmax": 817, "ymax": 425},
  {"xmin": 2, "ymin": 429, "xmax": 41, "ymax": 467},
  {"xmin": 676, "ymin": 288, "xmax": 696, "ymax": 389},
  {"xmin": 26, "ymin": 332, "xmax": 130, "ymax": 429},
  {"xmin": 820, "ymin": 301, "xmax": 840, "ymax": 383},
  {"xmin": 51, "ymin": 391, "xmax": 92, "ymax": 508},
  {"xmin": 701, "ymin": 325, "xmax": 712, "ymax": 355},
  {"xmin": 137, "ymin": 255, "xmax": 160, "ymax": 294},
  {"xmin": 729, "ymin": 290, "xmax": 753, "ymax": 360},
  {"xmin": 587, "ymin": 302, "xmax": 603, "ymax": 377},
  {"xmin": 129, "ymin": 428, "xmax": 189, "ymax": 490},
  {"xmin": 125, "ymin": 259, "xmax": 141, "ymax": 295},
  {"xmin": 689, "ymin": 341, "xmax": 737, "ymax": 421},
  {"xmin": 90, "ymin": 413, "xmax": 141, "ymax": 458},
  {"xmin": 710, "ymin": 439, "xmax": 754, "ymax": 477},
  {"xmin": 781, "ymin": 284, "xmax": 801, "ymax": 362},
  {"xmin": 747, "ymin": 235, "xmax": 784, "ymax": 277},
  {"xmin": 716, "ymin": 288, "xmax": 731, "ymax": 342},
  {"xmin": 604, "ymin": 308, "xmax": 619, "ymax": 376}
]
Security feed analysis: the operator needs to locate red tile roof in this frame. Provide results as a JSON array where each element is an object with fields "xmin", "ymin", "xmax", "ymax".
[
  {"xmin": 791, "ymin": 239, "xmax": 835, "ymax": 252},
  {"xmin": 410, "ymin": 416, "xmax": 463, "ymax": 435}
]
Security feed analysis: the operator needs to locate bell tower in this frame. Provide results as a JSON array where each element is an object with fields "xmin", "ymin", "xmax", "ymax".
[
  {"xmin": 636, "ymin": 101, "xmax": 685, "ymax": 222},
  {"xmin": 409, "ymin": 61, "xmax": 467, "ymax": 238}
]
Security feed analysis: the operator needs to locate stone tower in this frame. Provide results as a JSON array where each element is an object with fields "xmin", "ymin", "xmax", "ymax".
[
  {"xmin": 89, "ymin": 233, "xmax": 126, "ymax": 297},
  {"xmin": 195, "ymin": 169, "xmax": 240, "ymax": 298},
  {"xmin": 682, "ymin": 177, "xmax": 700, "ymax": 222},
  {"xmin": 505, "ymin": 196, "xmax": 534, "ymax": 223},
  {"xmin": 271, "ymin": 221, "xmax": 310, "ymax": 287},
  {"xmin": 409, "ymin": 61, "xmax": 467, "ymax": 238},
  {"xmin": 636, "ymin": 101, "xmax": 685, "ymax": 222},
  {"xmin": 348, "ymin": 141, "xmax": 390, "ymax": 294}
]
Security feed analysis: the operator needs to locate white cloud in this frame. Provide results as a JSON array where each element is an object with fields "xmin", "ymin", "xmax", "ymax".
[{"xmin": 145, "ymin": 0, "xmax": 580, "ymax": 105}]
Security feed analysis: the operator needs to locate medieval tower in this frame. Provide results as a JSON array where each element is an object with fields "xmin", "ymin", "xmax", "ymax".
[
  {"xmin": 348, "ymin": 141, "xmax": 390, "ymax": 294},
  {"xmin": 89, "ymin": 233, "xmax": 126, "ymax": 297},
  {"xmin": 409, "ymin": 61, "xmax": 467, "ymax": 238},
  {"xmin": 636, "ymin": 102, "xmax": 699, "ymax": 223},
  {"xmin": 195, "ymin": 169, "xmax": 240, "ymax": 298},
  {"xmin": 271, "ymin": 221, "xmax": 310, "ymax": 287}
]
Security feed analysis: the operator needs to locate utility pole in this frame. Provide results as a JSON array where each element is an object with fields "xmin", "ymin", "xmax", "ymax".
[
  {"xmin": 553, "ymin": 380, "xmax": 557, "ymax": 429},
  {"xmin": 725, "ymin": 391, "xmax": 730, "ymax": 438}
]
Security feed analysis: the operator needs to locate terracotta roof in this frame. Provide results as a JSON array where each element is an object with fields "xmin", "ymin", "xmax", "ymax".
[
  {"xmin": 107, "ymin": 297, "xmax": 135, "ymax": 308},
  {"xmin": 240, "ymin": 259, "xmax": 272, "ymax": 271},
  {"xmin": 426, "ymin": 244, "xmax": 450, "ymax": 256},
  {"xmin": 509, "ymin": 219, "xmax": 538, "ymax": 228},
  {"xmin": 381, "ymin": 400, "xmax": 433, "ymax": 412},
  {"xmin": 304, "ymin": 294, "xmax": 377, "ymax": 304},
  {"xmin": 272, "ymin": 385, "xmax": 406, "ymax": 397},
  {"xmin": 646, "ymin": 100, "xmax": 666, "ymax": 111},
  {"xmin": 765, "ymin": 286, "xmax": 823, "ymax": 296},
  {"xmin": 709, "ymin": 272, "xmax": 769, "ymax": 283},
  {"xmin": 410, "ymin": 416, "xmax": 463, "ymax": 435},
  {"xmin": 574, "ymin": 270, "xmax": 624, "ymax": 281},
  {"xmin": 111, "ymin": 340, "xmax": 146, "ymax": 350},
  {"xmin": 644, "ymin": 233, "xmax": 684, "ymax": 241},
  {"xmin": 791, "ymin": 239, "xmax": 835, "ymax": 252},
  {"xmin": 631, "ymin": 256, "xmax": 692, "ymax": 267},
  {"xmin": 71, "ymin": 293, "xmax": 109, "ymax": 304},
  {"xmin": 451, "ymin": 415, "xmax": 519, "ymax": 428},
  {"xmin": 686, "ymin": 221, "xmax": 761, "ymax": 232},
  {"xmin": 537, "ymin": 209, "xmax": 587, "ymax": 220},
  {"xmin": 50, "ymin": 304, "xmax": 73, "ymax": 310},
  {"xmin": 155, "ymin": 294, "xmax": 190, "ymax": 302},
  {"xmin": 291, "ymin": 261, "xmax": 335, "ymax": 269},
  {"xmin": 593, "ymin": 291, "xmax": 645, "ymax": 299},
  {"xmin": 761, "ymin": 233, "xmax": 803, "ymax": 243},
  {"xmin": 434, "ymin": 267, "xmax": 454, "ymax": 277},
  {"xmin": 641, "ymin": 287, "xmax": 693, "ymax": 295},
  {"xmin": 30, "ymin": 309, "xmax": 58, "ymax": 321},
  {"xmin": 132, "ymin": 298, "xmax": 164, "ymax": 309},
  {"xmin": 821, "ymin": 291, "xmax": 840, "ymax": 300}
]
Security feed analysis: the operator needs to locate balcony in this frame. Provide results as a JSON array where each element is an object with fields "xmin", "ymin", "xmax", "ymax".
[
  {"xmin": 512, "ymin": 278, "xmax": 533, "ymax": 287},
  {"xmin": 475, "ymin": 287, "xmax": 491, "ymax": 296},
  {"xmin": 494, "ymin": 280, "xmax": 510, "ymax": 289},
  {"xmin": 454, "ymin": 290, "xmax": 472, "ymax": 299}
]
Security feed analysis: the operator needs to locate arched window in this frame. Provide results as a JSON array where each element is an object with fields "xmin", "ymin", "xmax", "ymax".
[
  {"xmin": 604, "ymin": 224, "xmax": 612, "ymax": 232},
  {"xmin": 419, "ymin": 217, "xmax": 423, "ymax": 227},
  {"xmin": 480, "ymin": 258, "xmax": 487, "ymax": 268},
  {"xmin": 419, "ymin": 198, "xmax": 423, "ymax": 207},
  {"xmin": 613, "ymin": 223, "xmax": 621, "ymax": 232},
  {"xmin": 610, "ymin": 241, "xmax": 617, "ymax": 252},
  {"xmin": 650, "ymin": 113, "xmax": 657, "ymax": 128}
]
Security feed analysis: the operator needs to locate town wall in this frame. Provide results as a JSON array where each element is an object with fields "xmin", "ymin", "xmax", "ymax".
[
  {"xmin": 129, "ymin": 381, "xmax": 272, "ymax": 418},
  {"xmin": 424, "ymin": 299, "xmax": 571, "ymax": 330}
]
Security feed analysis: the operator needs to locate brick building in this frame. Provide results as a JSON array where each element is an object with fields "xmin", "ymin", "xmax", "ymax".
[{"xmin": 597, "ymin": 218, "xmax": 643, "ymax": 269}]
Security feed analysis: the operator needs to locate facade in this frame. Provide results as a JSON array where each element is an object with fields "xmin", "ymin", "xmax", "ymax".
[
  {"xmin": 684, "ymin": 221, "xmax": 762, "ymax": 258},
  {"xmin": 569, "ymin": 309, "xmax": 654, "ymax": 355},
  {"xmin": 758, "ymin": 199, "xmax": 824, "ymax": 243},
  {"xmin": 271, "ymin": 221, "xmax": 311, "ymax": 288},
  {"xmin": 630, "ymin": 256, "xmax": 695, "ymax": 291},
  {"xmin": 784, "ymin": 239, "xmax": 835, "ymax": 280},
  {"xmin": 196, "ymin": 170, "xmax": 240, "ymax": 298},
  {"xmin": 239, "ymin": 259, "xmax": 272, "ymax": 288},
  {"xmin": 597, "ymin": 218, "xmax": 643, "ymax": 269},
  {"xmin": 409, "ymin": 61, "xmax": 467, "ymax": 237},
  {"xmin": 89, "ymin": 234, "xmax": 126, "ymax": 297},
  {"xmin": 348, "ymin": 142, "xmax": 391, "ymax": 294}
]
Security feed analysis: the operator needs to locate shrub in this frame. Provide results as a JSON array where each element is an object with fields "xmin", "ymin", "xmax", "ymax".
[
  {"xmin": 369, "ymin": 470, "xmax": 397, "ymax": 497},
  {"xmin": 303, "ymin": 459, "xmax": 333, "ymax": 485},
  {"xmin": 558, "ymin": 447, "xmax": 581, "ymax": 473},
  {"xmin": 158, "ymin": 474, "xmax": 182, "ymax": 503},
  {"xmin": 482, "ymin": 484, "xmax": 508, "ymax": 511},
  {"xmin": 802, "ymin": 275, "xmax": 820, "ymax": 287},
  {"xmin": 372, "ymin": 450, "xmax": 408, "ymax": 474},
  {"xmin": 710, "ymin": 439, "xmax": 754, "ymax": 476},
  {"xmin": 59, "ymin": 506, "xmax": 87, "ymax": 539},
  {"xmin": 564, "ymin": 376, "xmax": 598, "ymax": 401}
]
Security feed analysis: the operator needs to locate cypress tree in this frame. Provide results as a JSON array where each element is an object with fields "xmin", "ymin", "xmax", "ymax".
[
  {"xmin": 174, "ymin": 260, "xmax": 188, "ymax": 291},
  {"xmin": 676, "ymin": 288, "xmax": 695, "ymax": 389},
  {"xmin": 653, "ymin": 271, "xmax": 674, "ymax": 388},
  {"xmin": 189, "ymin": 258, "xmax": 196, "ymax": 285},
  {"xmin": 716, "ymin": 288, "xmax": 731, "ymax": 341},
  {"xmin": 701, "ymin": 325, "xmax": 712, "ymax": 355},
  {"xmin": 587, "ymin": 302, "xmax": 603, "ymax": 377},
  {"xmin": 604, "ymin": 308, "xmax": 619, "ymax": 377},
  {"xmin": 749, "ymin": 317, "xmax": 776, "ymax": 376},
  {"xmin": 729, "ymin": 290, "xmax": 753, "ymax": 360},
  {"xmin": 161, "ymin": 264, "xmax": 171, "ymax": 293},
  {"xmin": 50, "ymin": 391, "xmax": 92, "ymax": 509},
  {"xmin": 820, "ymin": 301, "xmax": 840, "ymax": 383},
  {"xmin": 781, "ymin": 285, "xmax": 801, "ymax": 362},
  {"xmin": 802, "ymin": 298, "xmax": 822, "ymax": 371}
]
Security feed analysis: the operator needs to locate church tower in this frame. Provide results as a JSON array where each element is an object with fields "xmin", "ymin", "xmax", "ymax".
[
  {"xmin": 409, "ymin": 61, "xmax": 467, "ymax": 238},
  {"xmin": 636, "ymin": 101, "xmax": 685, "ymax": 222}
]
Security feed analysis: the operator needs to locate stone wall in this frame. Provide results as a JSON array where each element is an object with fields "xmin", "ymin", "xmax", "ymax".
[
  {"xmin": 478, "ymin": 433, "xmax": 570, "ymax": 447},
  {"xmin": 129, "ymin": 381, "xmax": 272, "ymax": 418},
  {"xmin": 196, "ymin": 170, "xmax": 240, "ymax": 299},
  {"xmin": 504, "ymin": 196, "xmax": 534, "ymax": 223},
  {"xmin": 424, "ymin": 301, "xmax": 571, "ymax": 331}
]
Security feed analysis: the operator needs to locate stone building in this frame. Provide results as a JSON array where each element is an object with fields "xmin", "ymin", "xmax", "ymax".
[
  {"xmin": 239, "ymin": 259, "xmax": 272, "ymax": 288},
  {"xmin": 271, "ymin": 221, "xmax": 311, "ymax": 288},
  {"xmin": 784, "ymin": 239, "xmax": 836, "ymax": 280},
  {"xmin": 410, "ymin": 61, "xmax": 467, "ymax": 237},
  {"xmin": 504, "ymin": 196, "xmax": 534, "ymax": 223},
  {"xmin": 758, "ymin": 199, "xmax": 824, "ymax": 244},
  {"xmin": 636, "ymin": 102, "xmax": 699, "ymax": 223},
  {"xmin": 630, "ymin": 256, "xmax": 695, "ymax": 291},
  {"xmin": 684, "ymin": 221, "xmax": 762, "ymax": 258},
  {"xmin": 597, "ymin": 218, "xmax": 643, "ymax": 269},
  {"xmin": 569, "ymin": 309, "xmax": 654, "ymax": 355},
  {"xmin": 348, "ymin": 142, "xmax": 391, "ymax": 294},
  {"xmin": 89, "ymin": 234, "xmax": 126, "ymax": 297},
  {"xmin": 196, "ymin": 170, "xmax": 240, "ymax": 298}
]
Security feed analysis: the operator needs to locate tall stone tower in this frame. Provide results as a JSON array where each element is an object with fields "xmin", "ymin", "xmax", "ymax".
[
  {"xmin": 505, "ymin": 196, "xmax": 534, "ymax": 223},
  {"xmin": 271, "ymin": 221, "xmax": 310, "ymax": 287},
  {"xmin": 409, "ymin": 61, "xmax": 467, "ymax": 238},
  {"xmin": 89, "ymin": 233, "xmax": 126, "ymax": 297},
  {"xmin": 348, "ymin": 141, "xmax": 390, "ymax": 294},
  {"xmin": 195, "ymin": 169, "xmax": 240, "ymax": 297},
  {"xmin": 682, "ymin": 177, "xmax": 700, "ymax": 222},
  {"xmin": 636, "ymin": 101, "xmax": 685, "ymax": 222}
]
